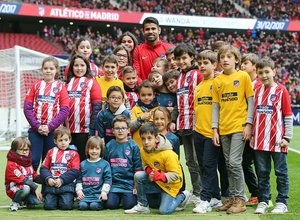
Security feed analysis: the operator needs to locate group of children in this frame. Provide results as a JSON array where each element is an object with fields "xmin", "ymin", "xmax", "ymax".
[{"xmin": 5, "ymin": 36, "xmax": 293, "ymax": 215}]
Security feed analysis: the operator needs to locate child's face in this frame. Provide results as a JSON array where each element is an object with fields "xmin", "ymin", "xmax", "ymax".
[
  {"xmin": 54, "ymin": 134, "xmax": 71, "ymax": 150},
  {"xmin": 139, "ymin": 87, "xmax": 155, "ymax": 105},
  {"xmin": 77, "ymin": 40, "xmax": 92, "ymax": 59},
  {"xmin": 257, "ymin": 66, "xmax": 275, "ymax": 87},
  {"xmin": 197, "ymin": 58, "xmax": 216, "ymax": 79},
  {"xmin": 123, "ymin": 72, "xmax": 138, "ymax": 89},
  {"xmin": 141, "ymin": 132, "xmax": 159, "ymax": 152},
  {"xmin": 103, "ymin": 62, "xmax": 118, "ymax": 80},
  {"xmin": 107, "ymin": 91, "xmax": 124, "ymax": 112},
  {"xmin": 165, "ymin": 77, "xmax": 177, "ymax": 93},
  {"xmin": 113, "ymin": 121, "xmax": 129, "ymax": 143},
  {"xmin": 241, "ymin": 60, "xmax": 256, "ymax": 74},
  {"xmin": 150, "ymin": 73, "xmax": 164, "ymax": 88},
  {"xmin": 115, "ymin": 49, "xmax": 129, "ymax": 69},
  {"xmin": 152, "ymin": 61, "xmax": 166, "ymax": 75},
  {"xmin": 88, "ymin": 146, "xmax": 101, "ymax": 161},
  {"xmin": 42, "ymin": 61, "xmax": 57, "ymax": 83},
  {"xmin": 219, "ymin": 52, "xmax": 238, "ymax": 74},
  {"xmin": 121, "ymin": 36, "xmax": 135, "ymax": 52},
  {"xmin": 154, "ymin": 110, "xmax": 168, "ymax": 133},
  {"xmin": 167, "ymin": 53, "xmax": 178, "ymax": 70},
  {"xmin": 16, "ymin": 144, "xmax": 30, "ymax": 157},
  {"xmin": 73, "ymin": 58, "xmax": 87, "ymax": 78},
  {"xmin": 176, "ymin": 53, "xmax": 194, "ymax": 72}
]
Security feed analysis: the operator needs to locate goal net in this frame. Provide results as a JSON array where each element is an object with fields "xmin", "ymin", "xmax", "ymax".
[{"xmin": 0, "ymin": 46, "xmax": 68, "ymax": 145}]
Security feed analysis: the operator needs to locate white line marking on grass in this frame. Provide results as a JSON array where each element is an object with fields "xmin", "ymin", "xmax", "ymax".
[{"xmin": 289, "ymin": 147, "xmax": 300, "ymax": 154}]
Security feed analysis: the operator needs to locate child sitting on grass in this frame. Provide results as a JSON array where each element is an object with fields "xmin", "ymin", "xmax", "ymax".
[{"xmin": 5, "ymin": 137, "xmax": 43, "ymax": 211}]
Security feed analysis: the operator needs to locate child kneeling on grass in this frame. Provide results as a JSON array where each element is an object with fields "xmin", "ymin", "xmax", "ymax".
[
  {"xmin": 5, "ymin": 137, "xmax": 43, "ymax": 211},
  {"xmin": 40, "ymin": 126, "xmax": 80, "ymax": 210},
  {"xmin": 125, "ymin": 122, "xmax": 190, "ymax": 215}
]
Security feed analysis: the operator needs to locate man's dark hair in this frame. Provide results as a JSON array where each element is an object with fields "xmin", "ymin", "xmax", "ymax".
[{"xmin": 142, "ymin": 17, "xmax": 159, "ymax": 28}]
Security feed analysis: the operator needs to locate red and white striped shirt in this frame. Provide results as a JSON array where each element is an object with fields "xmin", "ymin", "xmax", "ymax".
[
  {"xmin": 42, "ymin": 147, "xmax": 80, "ymax": 178},
  {"xmin": 25, "ymin": 80, "xmax": 69, "ymax": 125},
  {"xmin": 176, "ymin": 69, "xmax": 202, "ymax": 130},
  {"xmin": 253, "ymin": 83, "xmax": 292, "ymax": 153},
  {"xmin": 66, "ymin": 77, "xmax": 102, "ymax": 133}
]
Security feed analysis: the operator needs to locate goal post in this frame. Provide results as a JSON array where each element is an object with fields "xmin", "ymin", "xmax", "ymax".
[{"xmin": 0, "ymin": 45, "xmax": 69, "ymax": 143}]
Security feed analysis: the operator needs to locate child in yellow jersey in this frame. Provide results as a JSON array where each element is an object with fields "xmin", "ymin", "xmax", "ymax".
[
  {"xmin": 193, "ymin": 50, "xmax": 222, "ymax": 214},
  {"xmin": 96, "ymin": 55, "xmax": 125, "ymax": 107},
  {"xmin": 212, "ymin": 45, "xmax": 254, "ymax": 214},
  {"xmin": 129, "ymin": 80, "xmax": 158, "ymax": 147},
  {"xmin": 125, "ymin": 122, "xmax": 190, "ymax": 215}
]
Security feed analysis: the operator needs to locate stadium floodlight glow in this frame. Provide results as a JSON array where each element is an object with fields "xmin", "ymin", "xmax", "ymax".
[
  {"xmin": 39, "ymin": 20, "xmax": 43, "ymax": 23},
  {"xmin": 107, "ymin": 24, "xmax": 110, "ymax": 27},
  {"xmin": 171, "ymin": 28, "xmax": 175, "ymax": 31},
  {"xmin": 70, "ymin": 22, "xmax": 74, "ymax": 25}
]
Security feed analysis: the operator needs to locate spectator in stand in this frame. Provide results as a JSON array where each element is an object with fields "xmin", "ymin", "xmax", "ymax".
[
  {"xmin": 133, "ymin": 17, "xmax": 173, "ymax": 81},
  {"xmin": 117, "ymin": 31, "xmax": 139, "ymax": 65}
]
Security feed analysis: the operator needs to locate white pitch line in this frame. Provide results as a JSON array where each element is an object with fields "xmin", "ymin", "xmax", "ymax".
[{"xmin": 289, "ymin": 147, "xmax": 300, "ymax": 154}]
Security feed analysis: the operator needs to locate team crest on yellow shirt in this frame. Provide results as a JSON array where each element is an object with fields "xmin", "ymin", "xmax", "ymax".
[
  {"xmin": 153, "ymin": 161, "xmax": 160, "ymax": 168},
  {"xmin": 233, "ymin": 80, "xmax": 240, "ymax": 87}
]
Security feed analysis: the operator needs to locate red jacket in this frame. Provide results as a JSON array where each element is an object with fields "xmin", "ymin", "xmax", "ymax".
[{"xmin": 133, "ymin": 41, "xmax": 173, "ymax": 80}]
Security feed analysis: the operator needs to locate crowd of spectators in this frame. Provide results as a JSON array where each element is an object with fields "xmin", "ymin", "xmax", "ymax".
[
  {"xmin": 43, "ymin": 24, "xmax": 300, "ymax": 104},
  {"xmin": 22, "ymin": 0, "xmax": 300, "ymax": 20}
]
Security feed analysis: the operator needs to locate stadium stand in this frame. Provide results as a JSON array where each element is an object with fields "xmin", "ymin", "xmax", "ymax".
[
  {"xmin": 20, "ymin": 0, "xmax": 300, "ymax": 20},
  {"xmin": 0, "ymin": 33, "xmax": 64, "ymax": 54}
]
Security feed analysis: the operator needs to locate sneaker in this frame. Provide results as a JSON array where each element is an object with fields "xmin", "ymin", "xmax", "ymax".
[
  {"xmin": 255, "ymin": 202, "xmax": 268, "ymax": 214},
  {"xmin": 189, "ymin": 194, "xmax": 201, "ymax": 205},
  {"xmin": 210, "ymin": 198, "xmax": 223, "ymax": 208},
  {"xmin": 193, "ymin": 200, "xmax": 212, "ymax": 213},
  {"xmin": 124, "ymin": 203, "xmax": 150, "ymax": 214},
  {"xmin": 271, "ymin": 202, "xmax": 288, "ymax": 214},
  {"xmin": 246, "ymin": 196, "xmax": 259, "ymax": 206},
  {"xmin": 10, "ymin": 202, "xmax": 20, "ymax": 211},
  {"xmin": 268, "ymin": 200, "xmax": 274, "ymax": 208},
  {"xmin": 217, "ymin": 197, "xmax": 234, "ymax": 212},
  {"xmin": 226, "ymin": 197, "xmax": 246, "ymax": 214},
  {"xmin": 175, "ymin": 190, "xmax": 191, "ymax": 211}
]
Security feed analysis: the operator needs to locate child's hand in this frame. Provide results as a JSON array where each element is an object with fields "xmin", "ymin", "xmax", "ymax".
[
  {"xmin": 54, "ymin": 178, "xmax": 62, "ymax": 188},
  {"xmin": 47, "ymin": 178, "xmax": 56, "ymax": 186},
  {"xmin": 100, "ymin": 192, "xmax": 108, "ymax": 201},
  {"xmin": 148, "ymin": 171, "xmax": 154, "ymax": 182},
  {"xmin": 280, "ymin": 139, "xmax": 289, "ymax": 148},
  {"xmin": 77, "ymin": 191, "xmax": 85, "ymax": 200},
  {"xmin": 169, "ymin": 122, "xmax": 176, "ymax": 133},
  {"xmin": 213, "ymin": 129, "xmax": 221, "ymax": 147},
  {"xmin": 35, "ymin": 189, "xmax": 43, "ymax": 201},
  {"xmin": 142, "ymin": 112, "xmax": 152, "ymax": 121},
  {"xmin": 243, "ymin": 124, "xmax": 252, "ymax": 141}
]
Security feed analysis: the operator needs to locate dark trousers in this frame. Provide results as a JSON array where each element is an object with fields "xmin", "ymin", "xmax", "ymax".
[
  {"xmin": 71, "ymin": 133, "xmax": 89, "ymax": 161},
  {"xmin": 242, "ymin": 141, "xmax": 259, "ymax": 197},
  {"xmin": 105, "ymin": 192, "xmax": 137, "ymax": 210},
  {"xmin": 218, "ymin": 146, "xmax": 229, "ymax": 197},
  {"xmin": 194, "ymin": 132, "xmax": 221, "ymax": 201}
]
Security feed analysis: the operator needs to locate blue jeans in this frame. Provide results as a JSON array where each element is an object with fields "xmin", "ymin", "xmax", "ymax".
[
  {"xmin": 78, "ymin": 201, "xmax": 103, "ymax": 210},
  {"xmin": 134, "ymin": 171, "xmax": 185, "ymax": 215},
  {"xmin": 28, "ymin": 131, "xmax": 55, "ymax": 171},
  {"xmin": 14, "ymin": 185, "xmax": 41, "ymax": 206},
  {"xmin": 254, "ymin": 150, "xmax": 289, "ymax": 205},
  {"xmin": 194, "ymin": 131, "xmax": 221, "ymax": 201},
  {"xmin": 105, "ymin": 192, "xmax": 137, "ymax": 210}
]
